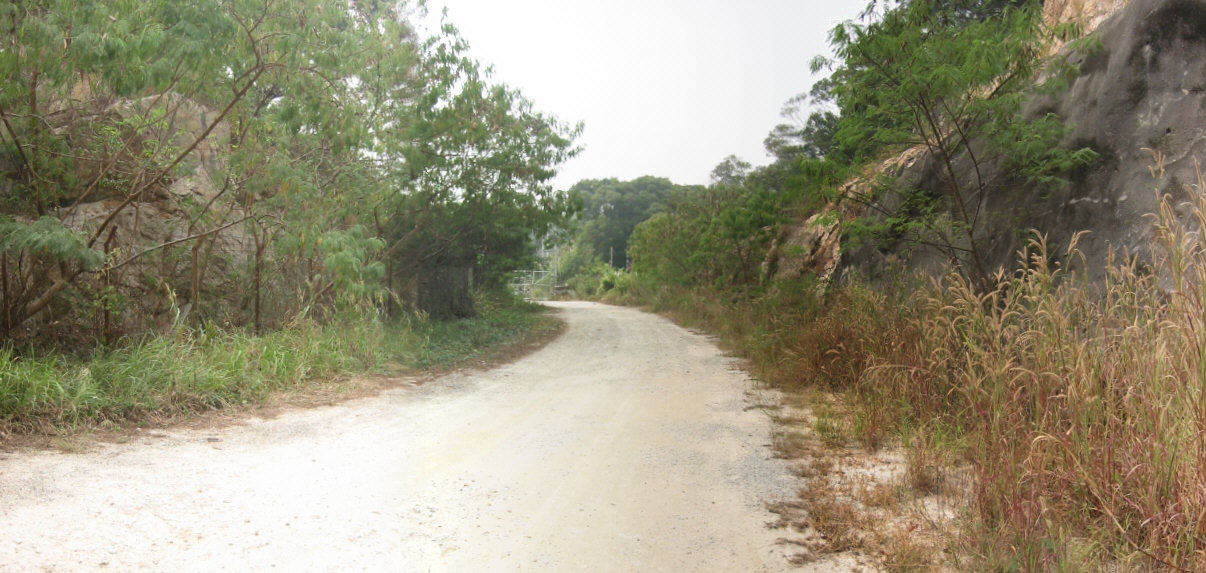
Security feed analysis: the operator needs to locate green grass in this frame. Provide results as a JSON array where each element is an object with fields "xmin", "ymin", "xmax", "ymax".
[
  {"xmin": 406, "ymin": 302, "xmax": 557, "ymax": 369},
  {"xmin": 0, "ymin": 298, "xmax": 556, "ymax": 435}
]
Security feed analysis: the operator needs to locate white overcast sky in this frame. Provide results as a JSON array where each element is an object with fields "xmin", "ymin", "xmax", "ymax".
[{"xmin": 420, "ymin": 1, "xmax": 868, "ymax": 189}]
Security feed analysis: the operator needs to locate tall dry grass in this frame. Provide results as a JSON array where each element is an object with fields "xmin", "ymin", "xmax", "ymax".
[
  {"xmin": 848, "ymin": 155, "xmax": 1206, "ymax": 570},
  {"xmin": 629, "ymin": 155, "xmax": 1206, "ymax": 569}
]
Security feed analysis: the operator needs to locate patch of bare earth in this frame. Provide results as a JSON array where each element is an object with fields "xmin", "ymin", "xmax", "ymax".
[{"xmin": 765, "ymin": 391, "xmax": 969, "ymax": 572}]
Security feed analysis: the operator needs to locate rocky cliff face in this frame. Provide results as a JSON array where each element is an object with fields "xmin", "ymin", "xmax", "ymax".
[
  {"xmin": 58, "ymin": 93, "xmax": 252, "ymax": 269},
  {"xmin": 832, "ymin": 0, "xmax": 1206, "ymax": 285},
  {"xmin": 39, "ymin": 91, "xmax": 254, "ymax": 333},
  {"xmin": 763, "ymin": 209, "xmax": 842, "ymax": 282},
  {"xmin": 1044, "ymin": 0, "xmax": 1132, "ymax": 33}
]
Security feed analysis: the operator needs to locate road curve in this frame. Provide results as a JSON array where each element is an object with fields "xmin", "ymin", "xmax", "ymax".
[{"xmin": 0, "ymin": 301, "xmax": 797, "ymax": 571}]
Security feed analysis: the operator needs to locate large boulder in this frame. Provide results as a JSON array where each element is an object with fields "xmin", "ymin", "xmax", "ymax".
[
  {"xmin": 46, "ymin": 91, "xmax": 230, "ymax": 204},
  {"xmin": 104, "ymin": 92, "xmax": 230, "ymax": 202},
  {"xmin": 52, "ymin": 92, "xmax": 254, "ymax": 325},
  {"xmin": 836, "ymin": 0, "xmax": 1206, "ymax": 285},
  {"xmin": 1035, "ymin": 0, "xmax": 1206, "ymax": 271}
]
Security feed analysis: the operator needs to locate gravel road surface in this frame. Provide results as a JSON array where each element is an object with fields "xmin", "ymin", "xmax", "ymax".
[{"xmin": 0, "ymin": 301, "xmax": 798, "ymax": 571}]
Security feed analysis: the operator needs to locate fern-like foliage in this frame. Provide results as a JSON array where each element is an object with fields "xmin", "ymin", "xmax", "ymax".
[{"xmin": 0, "ymin": 217, "xmax": 104, "ymax": 269}]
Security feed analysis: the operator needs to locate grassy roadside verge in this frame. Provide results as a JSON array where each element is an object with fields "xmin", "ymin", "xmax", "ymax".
[
  {"xmin": 0, "ymin": 298, "xmax": 560, "ymax": 440},
  {"xmin": 601, "ymin": 168, "xmax": 1206, "ymax": 571}
]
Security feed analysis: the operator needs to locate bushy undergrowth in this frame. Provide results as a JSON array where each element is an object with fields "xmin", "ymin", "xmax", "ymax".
[
  {"xmin": 0, "ymin": 297, "xmax": 552, "ymax": 435},
  {"xmin": 622, "ymin": 163, "xmax": 1206, "ymax": 569},
  {"xmin": 568, "ymin": 263, "xmax": 633, "ymax": 299},
  {"xmin": 409, "ymin": 297, "xmax": 557, "ymax": 368}
]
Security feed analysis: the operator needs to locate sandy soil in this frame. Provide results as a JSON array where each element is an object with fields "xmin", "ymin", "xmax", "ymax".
[{"xmin": 0, "ymin": 301, "xmax": 805, "ymax": 572}]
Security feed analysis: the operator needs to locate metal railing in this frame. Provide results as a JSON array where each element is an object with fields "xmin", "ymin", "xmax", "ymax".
[{"xmin": 511, "ymin": 269, "xmax": 557, "ymax": 301}]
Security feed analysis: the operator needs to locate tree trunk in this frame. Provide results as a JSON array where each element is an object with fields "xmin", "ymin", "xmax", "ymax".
[
  {"xmin": 190, "ymin": 239, "xmax": 203, "ymax": 321},
  {"xmin": 253, "ymin": 226, "xmax": 264, "ymax": 333}
]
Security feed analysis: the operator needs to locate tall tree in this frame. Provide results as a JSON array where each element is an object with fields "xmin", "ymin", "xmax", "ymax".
[{"xmin": 374, "ymin": 21, "xmax": 580, "ymax": 314}]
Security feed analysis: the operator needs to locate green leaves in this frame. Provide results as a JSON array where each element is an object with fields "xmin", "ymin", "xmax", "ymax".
[
  {"xmin": 568, "ymin": 177, "xmax": 681, "ymax": 270},
  {"xmin": 0, "ymin": 217, "xmax": 103, "ymax": 269},
  {"xmin": 0, "ymin": 0, "xmax": 578, "ymax": 336},
  {"xmin": 992, "ymin": 112, "xmax": 1100, "ymax": 186},
  {"xmin": 380, "ymin": 21, "xmax": 580, "ymax": 289},
  {"xmin": 320, "ymin": 226, "xmax": 386, "ymax": 302},
  {"xmin": 823, "ymin": 0, "xmax": 1049, "ymax": 163},
  {"xmin": 810, "ymin": 0, "xmax": 1097, "ymax": 290},
  {"xmin": 629, "ymin": 182, "xmax": 781, "ymax": 289}
]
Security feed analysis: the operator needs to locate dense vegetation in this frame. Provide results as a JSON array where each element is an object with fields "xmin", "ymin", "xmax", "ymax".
[
  {"xmin": 550, "ymin": 176, "xmax": 692, "ymax": 296},
  {"xmin": 0, "ymin": 0, "xmax": 577, "ymax": 344},
  {"xmin": 567, "ymin": 176, "xmax": 679, "ymax": 270},
  {"xmin": 0, "ymin": 1, "xmax": 575, "ymax": 431},
  {"xmin": 0, "ymin": 297, "xmax": 557, "ymax": 435},
  {"xmin": 584, "ymin": 0, "xmax": 1092, "ymax": 297},
  {"xmin": 5, "ymin": 0, "xmax": 1201, "ymax": 567},
  {"xmin": 565, "ymin": 0, "xmax": 1205, "ymax": 569}
]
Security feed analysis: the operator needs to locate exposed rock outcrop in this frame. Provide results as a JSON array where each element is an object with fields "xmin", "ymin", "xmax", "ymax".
[
  {"xmin": 832, "ymin": 0, "xmax": 1206, "ymax": 285},
  {"xmin": 1044, "ymin": 0, "xmax": 1133, "ymax": 33},
  {"xmin": 764, "ymin": 208, "xmax": 842, "ymax": 282},
  {"xmin": 47, "ymin": 92, "xmax": 254, "ymax": 329},
  {"xmin": 61, "ymin": 93, "xmax": 251, "ymax": 266}
]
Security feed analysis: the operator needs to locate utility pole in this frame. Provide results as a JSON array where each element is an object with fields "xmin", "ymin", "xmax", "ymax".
[{"xmin": 609, "ymin": 246, "xmax": 614, "ymax": 267}]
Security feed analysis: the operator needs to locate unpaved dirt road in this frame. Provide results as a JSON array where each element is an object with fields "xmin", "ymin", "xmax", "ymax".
[{"xmin": 0, "ymin": 301, "xmax": 798, "ymax": 571}]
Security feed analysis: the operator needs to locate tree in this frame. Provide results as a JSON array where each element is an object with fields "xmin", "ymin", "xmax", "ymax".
[
  {"xmin": 812, "ymin": 0, "xmax": 1095, "ymax": 291},
  {"xmin": 567, "ymin": 176, "xmax": 680, "ymax": 269},
  {"xmin": 0, "ymin": 0, "xmax": 364, "ymax": 335},
  {"xmin": 374, "ymin": 21, "xmax": 580, "ymax": 315},
  {"xmin": 0, "ymin": 0, "xmax": 580, "ymax": 339},
  {"xmin": 709, "ymin": 155, "xmax": 752, "ymax": 187},
  {"xmin": 763, "ymin": 85, "xmax": 844, "ymax": 163},
  {"xmin": 629, "ymin": 162, "xmax": 780, "ymax": 289}
]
